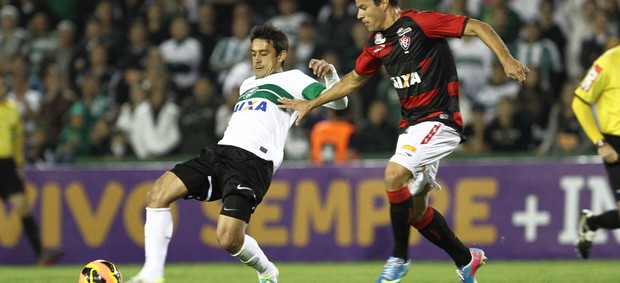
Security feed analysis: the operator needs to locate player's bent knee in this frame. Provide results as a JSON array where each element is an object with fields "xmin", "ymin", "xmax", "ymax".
[{"xmin": 146, "ymin": 172, "xmax": 187, "ymax": 208}]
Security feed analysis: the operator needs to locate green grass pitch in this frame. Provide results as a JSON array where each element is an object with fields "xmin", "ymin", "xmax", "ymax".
[{"xmin": 1, "ymin": 260, "xmax": 619, "ymax": 282}]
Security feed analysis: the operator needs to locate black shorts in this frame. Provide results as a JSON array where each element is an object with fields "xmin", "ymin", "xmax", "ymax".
[
  {"xmin": 0, "ymin": 158, "xmax": 25, "ymax": 200},
  {"xmin": 170, "ymin": 144, "xmax": 274, "ymax": 213},
  {"xmin": 603, "ymin": 134, "xmax": 620, "ymax": 201}
]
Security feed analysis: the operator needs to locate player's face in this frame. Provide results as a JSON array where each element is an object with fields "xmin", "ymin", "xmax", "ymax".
[
  {"xmin": 355, "ymin": 0, "xmax": 388, "ymax": 32},
  {"xmin": 251, "ymin": 38, "xmax": 286, "ymax": 79}
]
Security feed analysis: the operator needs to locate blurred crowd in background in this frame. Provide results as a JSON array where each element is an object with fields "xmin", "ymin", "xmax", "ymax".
[{"xmin": 1, "ymin": 0, "xmax": 619, "ymax": 165}]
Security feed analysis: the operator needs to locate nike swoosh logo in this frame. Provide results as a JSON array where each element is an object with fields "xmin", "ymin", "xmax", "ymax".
[
  {"xmin": 223, "ymin": 206, "xmax": 238, "ymax": 211},
  {"xmin": 237, "ymin": 184, "xmax": 253, "ymax": 191}
]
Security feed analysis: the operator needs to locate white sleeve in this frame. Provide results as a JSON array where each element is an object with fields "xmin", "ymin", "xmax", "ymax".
[{"xmin": 320, "ymin": 64, "xmax": 348, "ymax": 110}]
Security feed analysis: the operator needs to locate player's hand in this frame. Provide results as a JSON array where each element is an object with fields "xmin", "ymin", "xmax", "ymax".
[
  {"xmin": 278, "ymin": 98, "xmax": 313, "ymax": 126},
  {"xmin": 308, "ymin": 59, "xmax": 333, "ymax": 78},
  {"xmin": 598, "ymin": 144, "xmax": 619, "ymax": 164},
  {"xmin": 503, "ymin": 57, "xmax": 530, "ymax": 85}
]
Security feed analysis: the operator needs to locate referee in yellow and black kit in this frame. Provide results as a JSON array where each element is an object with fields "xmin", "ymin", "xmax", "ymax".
[
  {"xmin": 573, "ymin": 44, "xmax": 620, "ymax": 260},
  {"xmin": 0, "ymin": 79, "xmax": 63, "ymax": 265}
]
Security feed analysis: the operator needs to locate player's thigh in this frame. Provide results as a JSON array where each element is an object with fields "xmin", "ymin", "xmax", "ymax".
[
  {"xmin": 384, "ymin": 161, "xmax": 413, "ymax": 191},
  {"xmin": 169, "ymin": 146, "xmax": 223, "ymax": 202},
  {"xmin": 389, "ymin": 122, "xmax": 459, "ymax": 194},
  {"xmin": 147, "ymin": 171, "xmax": 190, "ymax": 207},
  {"xmin": 390, "ymin": 122, "xmax": 460, "ymax": 168}
]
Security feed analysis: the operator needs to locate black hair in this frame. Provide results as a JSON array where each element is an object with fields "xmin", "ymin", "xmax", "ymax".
[{"xmin": 250, "ymin": 24, "xmax": 289, "ymax": 55}]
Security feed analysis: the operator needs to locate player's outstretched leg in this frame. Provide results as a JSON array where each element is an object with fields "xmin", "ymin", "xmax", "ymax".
[
  {"xmin": 575, "ymin": 209, "xmax": 596, "ymax": 259},
  {"xmin": 456, "ymin": 248, "xmax": 487, "ymax": 283}
]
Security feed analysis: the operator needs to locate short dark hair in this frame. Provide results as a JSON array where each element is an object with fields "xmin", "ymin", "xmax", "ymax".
[
  {"xmin": 250, "ymin": 24, "xmax": 289, "ymax": 55},
  {"xmin": 373, "ymin": 0, "xmax": 399, "ymax": 7}
]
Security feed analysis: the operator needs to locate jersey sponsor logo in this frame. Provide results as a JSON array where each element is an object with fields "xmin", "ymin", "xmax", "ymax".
[
  {"xmin": 397, "ymin": 27, "xmax": 412, "ymax": 37},
  {"xmin": 399, "ymin": 35, "xmax": 411, "ymax": 51},
  {"xmin": 233, "ymin": 99, "xmax": 267, "ymax": 112},
  {"xmin": 396, "ymin": 145, "xmax": 416, "ymax": 157},
  {"xmin": 374, "ymin": 32, "xmax": 386, "ymax": 44},
  {"xmin": 580, "ymin": 64, "xmax": 602, "ymax": 92},
  {"xmin": 390, "ymin": 72, "xmax": 421, "ymax": 89}
]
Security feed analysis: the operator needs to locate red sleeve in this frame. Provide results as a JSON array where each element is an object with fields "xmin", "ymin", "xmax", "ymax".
[
  {"xmin": 355, "ymin": 44, "xmax": 382, "ymax": 76},
  {"xmin": 405, "ymin": 10, "xmax": 468, "ymax": 40}
]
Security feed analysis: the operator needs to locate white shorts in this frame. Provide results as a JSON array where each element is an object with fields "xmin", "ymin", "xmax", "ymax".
[{"xmin": 389, "ymin": 121, "xmax": 460, "ymax": 196}]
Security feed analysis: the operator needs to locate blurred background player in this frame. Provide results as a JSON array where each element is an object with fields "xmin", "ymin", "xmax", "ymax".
[
  {"xmin": 573, "ymin": 44, "xmax": 620, "ymax": 259},
  {"xmin": 0, "ymin": 78, "xmax": 63, "ymax": 266}
]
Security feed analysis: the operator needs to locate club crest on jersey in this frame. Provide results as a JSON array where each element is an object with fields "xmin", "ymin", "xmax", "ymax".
[
  {"xmin": 399, "ymin": 35, "xmax": 410, "ymax": 51},
  {"xmin": 374, "ymin": 32, "xmax": 386, "ymax": 44},
  {"xmin": 233, "ymin": 99, "xmax": 267, "ymax": 112},
  {"xmin": 397, "ymin": 27, "xmax": 412, "ymax": 37},
  {"xmin": 240, "ymin": 87, "xmax": 258, "ymax": 100}
]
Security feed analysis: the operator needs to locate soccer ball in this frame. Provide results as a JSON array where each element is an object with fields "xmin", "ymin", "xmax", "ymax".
[{"xmin": 78, "ymin": 259, "xmax": 123, "ymax": 283}]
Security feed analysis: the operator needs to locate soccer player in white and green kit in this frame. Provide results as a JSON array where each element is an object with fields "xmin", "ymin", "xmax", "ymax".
[{"xmin": 127, "ymin": 24, "xmax": 348, "ymax": 283}]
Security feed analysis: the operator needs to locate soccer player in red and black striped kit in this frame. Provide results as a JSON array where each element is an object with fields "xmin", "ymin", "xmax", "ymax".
[{"xmin": 279, "ymin": 0, "xmax": 529, "ymax": 282}]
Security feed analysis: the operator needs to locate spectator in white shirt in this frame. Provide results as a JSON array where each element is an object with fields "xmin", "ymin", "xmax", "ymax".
[
  {"xmin": 129, "ymin": 85, "xmax": 181, "ymax": 160},
  {"xmin": 159, "ymin": 16, "xmax": 202, "ymax": 103}
]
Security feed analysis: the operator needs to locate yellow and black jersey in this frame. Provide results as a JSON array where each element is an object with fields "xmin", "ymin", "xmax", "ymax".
[
  {"xmin": 0, "ymin": 98, "xmax": 24, "ymax": 166},
  {"xmin": 575, "ymin": 46, "xmax": 620, "ymax": 137}
]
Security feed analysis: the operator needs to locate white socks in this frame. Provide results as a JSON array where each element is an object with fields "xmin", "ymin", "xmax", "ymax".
[
  {"xmin": 232, "ymin": 234, "xmax": 274, "ymax": 275},
  {"xmin": 138, "ymin": 207, "xmax": 173, "ymax": 280},
  {"xmin": 136, "ymin": 209, "xmax": 273, "ymax": 279}
]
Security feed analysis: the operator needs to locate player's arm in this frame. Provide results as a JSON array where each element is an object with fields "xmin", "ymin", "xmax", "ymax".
[
  {"xmin": 571, "ymin": 96, "xmax": 602, "ymax": 144},
  {"xmin": 573, "ymin": 95, "xmax": 619, "ymax": 163},
  {"xmin": 311, "ymin": 59, "xmax": 349, "ymax": 110},
  {"xmin": 279, "ymin": 67, "xmax": 369, "ymax": 125},
  {"xmin": 463, "ymin": 18, "xmax": 529, "ymax": 84},
  {"xmin": 572, "ymin": 64, "xmax": 618, "ymax": 163}
]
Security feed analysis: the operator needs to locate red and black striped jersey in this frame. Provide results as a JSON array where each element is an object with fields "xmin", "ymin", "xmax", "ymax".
[{"xmin": 355, "ymin": 9, "xmax": 468, "ymax": 138}]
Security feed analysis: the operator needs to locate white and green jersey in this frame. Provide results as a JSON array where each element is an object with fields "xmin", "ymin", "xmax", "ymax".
[{"xmin": 218, "ymin": 69, "xmax": 344, "ymax": 170}]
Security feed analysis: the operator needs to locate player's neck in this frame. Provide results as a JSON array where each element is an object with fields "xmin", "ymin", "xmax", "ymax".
[{"xmin": 383, "ymin": 7, "xmax": 401, "ymax": 30}]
